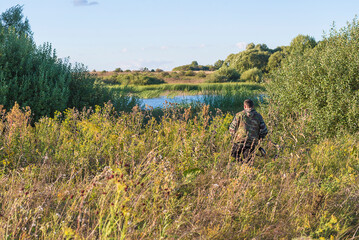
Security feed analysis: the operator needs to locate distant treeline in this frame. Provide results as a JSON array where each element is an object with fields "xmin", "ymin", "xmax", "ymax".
[
  {"xmin": 173, "ymin": 36, "xmax": 317, "ymax": 83},
  {"xmin": 172, "ymin": 60, "xmax": 224, "ymax": 71}
]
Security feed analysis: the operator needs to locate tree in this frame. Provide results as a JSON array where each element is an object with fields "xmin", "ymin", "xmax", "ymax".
[
  {"xmin": 190, "ymin": 61, "xmax": 199, "ymax": 69},
  {"xmin": 268, "ymin": 19, "xmax": 359, "ymax": 137},
  {"xmin": 224, "ymin": 47, "xmax": 271, "ymax": 74},
  {"xmin": 240, "ymin": 68, "xmax": 263, "ymax": 82},
  {"xmin": 207, "ymin": 67, "xmax": 240, "ymax": 83},
  {"xmin": 0, "ymin": 5, "xmax": 112, "ymax": 119},
  {"xmin": 214, "ymin": 60, "xmax": 224, "ymax": 70},
  {"xmin": 267, "ymin": 51, "xmax": 285, "ymax": 71},
  {"xmin": 0, "ymin": 4, "xmax": 32, "ymax": 38},
  {"xmin": 289, "ymin": 34, "xmax": 317, "ymax": 55},
  {"xmin": 246, "ymin": 43, "xmax": 255, "ymax": 50}
]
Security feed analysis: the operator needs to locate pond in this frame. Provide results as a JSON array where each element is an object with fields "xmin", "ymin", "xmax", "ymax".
[{"xmin": 141, "ymin": 95, "xmax": 205, "ymax": 109}]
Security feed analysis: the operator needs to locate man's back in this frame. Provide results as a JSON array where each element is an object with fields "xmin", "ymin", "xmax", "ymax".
[{"xmin": 230, "ymin": 108, "xmax": 267, "ymax": 146}]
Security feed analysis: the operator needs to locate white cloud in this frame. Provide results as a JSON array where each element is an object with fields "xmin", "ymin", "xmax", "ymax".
[
  {"xmin": 236, "ymin": 42, "xmax": 247, "ymax": 51},
  {"xmin": 199, "ymin": 44, "xmax": 206, "ymax": 48},
  {"xmin": 73, "ymin": 0, "xmax": 98, "ymax": 6},
  {"xmin": 121, "ymin": 48, "xmax": 128, "ymax": 53},
  {"xmin": 160, "ymin": 46, "xmax": 169, "ymax": 50}
]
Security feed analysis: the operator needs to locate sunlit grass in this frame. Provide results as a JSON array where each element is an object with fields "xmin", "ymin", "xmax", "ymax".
[
  {"xmin": 107, "ymin": 82, "xmax": 265, "ymax": 98},
  {"xmin": 0, "ymin": 103, "xmax": 358, "ymax": 239}
]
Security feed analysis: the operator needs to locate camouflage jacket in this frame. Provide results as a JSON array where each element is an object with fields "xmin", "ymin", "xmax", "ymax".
[{"xmin": 229, "ymin": 108, "xmax": 268, "ymax": 145}]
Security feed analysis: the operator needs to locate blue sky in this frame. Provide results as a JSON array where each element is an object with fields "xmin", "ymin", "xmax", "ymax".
[{"xmin": 1, "ymin": 0, "xmax": 359, "ymax": 71}]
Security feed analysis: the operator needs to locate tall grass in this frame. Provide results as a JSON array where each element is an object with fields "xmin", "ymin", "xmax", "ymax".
[
  {"xmin": 108, "ymin": 82, "xmax": 265, "ymax": 99},
  {"xmin": 0, "ymin": 103, "xmax": 358, "ymax": 239}
]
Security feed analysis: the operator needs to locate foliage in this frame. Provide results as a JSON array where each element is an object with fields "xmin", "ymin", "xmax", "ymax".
[
  {"xmin": 0, "ymin": 4, "xmax": 32, "ymax": 37},
  {"xmin": 267, "ymin": 50, "xmax": 286, "ymax": 71},
  {"xmin": 172, "ymin": 61, "xmax": 211, "ymax": 71},
  {"xmin": 213, "ymin": 59, "xmax": 224, "ymax": 70},
  {"xmin": 240, "ymin": 67, "xmax": 263, "ymax": 83},
  {"xmin": 196, "ymin": 71, "xmax": 206, "ymax": 78},
  {"xmin": 0, "ymin": 5, "xmax": 132, "ymax": 120},
  {"xmin": 114, "ymin": 67, "xmax": 123, "ymax": 72},
  {"xmin": 184, "ymin": 70, "xmax": 195, "ymax": 76},
  {"xmin": 268, "ymin": 18, "xmax": 359, "ymax": 137},
  {"xmin": 289, "ymin": 34, "xmax": 317, "ymax": 55},
  {"xmin": 206, "ymin": 67, "xmax": 240, "ymax": 83},
  {"xmin": 101, "ymin": 73, "xmax": 165, "ymax": 85},
  {"xmin": 224, "ymin": 43, "xmax": 272, "ymax": 74}
]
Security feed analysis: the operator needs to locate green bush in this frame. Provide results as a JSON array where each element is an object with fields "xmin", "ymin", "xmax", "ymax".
[
  {"xmin": 185, "ymin": 70, "xmax": 195, "ymax": 76},
  {"xmin": 196, "ymin": 71, "xmax": 206, "ymax": 78},
  {"xmin": 268, "ymin": 18, "xmax": 359, "ymax": 137},
  {"xmin": 0, "ymin": 5, "xmax": 138, "ymax": 119},
  {"xmin": 161, "ymin": 71, "xmax": 170, "ymax": 77},
  {"xmin": 224, "ymin": 43, "xmax": 272, "ymax": 74},
  {"xmin": 240, "ymin": 68, "xmax": 263, "ymax": 82},
  {"xmin": 101, "ymin": 73, "xmax": 165, "ymax": 86},
  {"xmin": 206, "ymin": 67, "xmax": 240, "ymax": 83}
]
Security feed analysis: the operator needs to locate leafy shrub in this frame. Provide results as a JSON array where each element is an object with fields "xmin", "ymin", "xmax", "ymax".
[
  {"xmin": 185, "ymin": 70, "xmax": 195, "ymax": 76},
  {"xmin": 101, "ymin": 73, "xmax": 165, "ymax": 85},
  {"xmin": 206, "ymin": 67, "xmax": 240, "ymax": 83},
  {"xmin": 196, "ymin": 71, "xmax": 206, "ymax": 78},
  {"xmin": 268, "ymin": 18, "xmax": 359, "ymax": 137},
  {"xmin": 170, "ymin": 72, "xmax": 180, "ymax": 80},
  {"xmin": 240, "ymin": 67, "xmax": 263, "ymax": 82},
  {"xmin": 224, "ymin": 43, "xmax": 272, "ymax": 74},
  {"xmin": 161, "ymin": 71, "xmax": 170, "ymax": 77},
  {"xmin": 172, "ymin": 61, "xmax": 210, "ymax": 71},
  {"xmin": 0, "ymin": 5, "xmax": 137, "ymax": 120}
]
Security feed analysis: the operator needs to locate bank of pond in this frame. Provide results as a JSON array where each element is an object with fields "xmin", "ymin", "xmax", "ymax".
[{"xmin": 109, "ymin": 82, "xmax": 267, "ymax": 113}]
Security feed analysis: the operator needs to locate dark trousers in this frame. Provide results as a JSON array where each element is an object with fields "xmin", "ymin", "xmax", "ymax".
[{"xmin": 231, "ymin": 142, "xmax": 256, "ymax": 163}]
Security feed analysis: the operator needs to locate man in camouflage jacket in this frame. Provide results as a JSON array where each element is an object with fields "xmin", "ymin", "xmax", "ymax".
[{"xmin": 229, "ymin": 99, "xmax": 268, "ymax": 163}]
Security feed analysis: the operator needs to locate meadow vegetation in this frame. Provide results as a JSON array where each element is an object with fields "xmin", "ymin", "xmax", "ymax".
[
  {"xmin": 108, "ymin": 82, "xmax": 264, "ymax": 99},
  {"xmin": 0, "ymin": 5, "xmax": 359, "ymax": 240}
]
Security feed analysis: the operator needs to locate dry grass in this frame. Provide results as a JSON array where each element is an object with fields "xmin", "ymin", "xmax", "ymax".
[{"xmin": 0, "ymin": 103, "xmax": 358, "ymax": 239}]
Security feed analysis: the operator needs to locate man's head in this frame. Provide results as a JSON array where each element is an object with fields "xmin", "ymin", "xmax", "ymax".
[{"xmin": 244, "ymin": 99, "xmax": 254, "ymax": 110}]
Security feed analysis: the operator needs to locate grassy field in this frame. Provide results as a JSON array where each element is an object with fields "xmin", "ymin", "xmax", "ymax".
[{"xmin": 0, "ymin": 103, "xmax": 358, "ymax": 239}]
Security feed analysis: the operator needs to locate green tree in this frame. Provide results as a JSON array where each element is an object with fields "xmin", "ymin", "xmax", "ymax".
[
  {"xmin": 213, "ymin": 59, "xmax": 224, "ymax": 69},
  {"xmin": 268, "ymin": 19, "xmax": 359, "ymax": 137},
  {"xmin": 246, "ymin": 43, "xmax": 255, "ymax": 50},
  {"xmin": 289, "ymin": 34, "xmax": 317, "ymax": 55},
  {"xmin": 224, "ymin": 47, "xmax": 271, "ymax": 74},
  {"xmin": 207, "ymin": 67, "xmax": 240, "ymax": 83},
  {"xmin": 0, "ymin": 4, "xmax": 32, "ymax": 37},
  {"xmin": 190, "ymin": 61, "xmax": 199, "ymax": 69},
  {"xmin": 0, "ymin": 5, "xmax": 121, "ymax": 119},
  {"xmin": 267, "ymin": 51, "xmax": 285, "ymax": 71},
  {"xmin": 240, "ymin": 68, "xmax": 263, "ymax": 82}
]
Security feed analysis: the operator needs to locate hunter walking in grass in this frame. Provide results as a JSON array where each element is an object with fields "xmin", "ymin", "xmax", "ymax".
[{"xmin": 229, "ymin": 99, "xmax": 268, "ymax": 163}]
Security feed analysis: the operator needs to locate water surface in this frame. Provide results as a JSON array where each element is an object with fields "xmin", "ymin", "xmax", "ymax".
[{"xmin": 141, "ymin": 95, "xmax": 205, "ymax": 109}]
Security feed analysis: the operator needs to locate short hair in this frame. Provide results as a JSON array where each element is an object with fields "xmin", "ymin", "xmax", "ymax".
[{"xmin": 244, "ymin": 99, "xmax": 254, "ymax": 108}]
